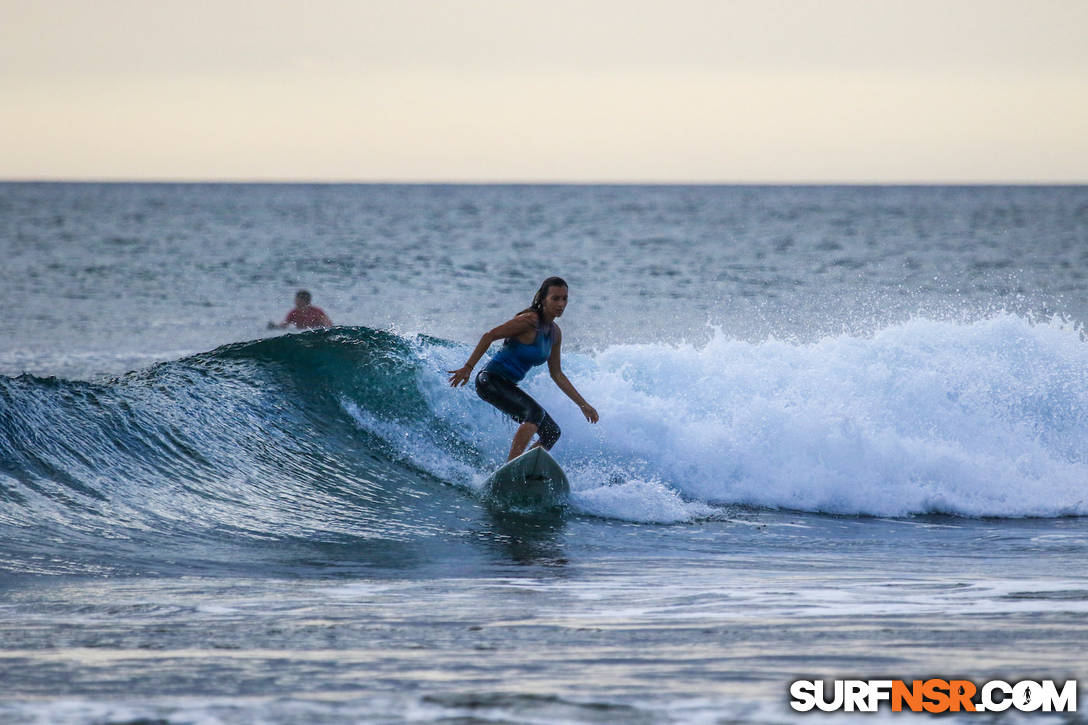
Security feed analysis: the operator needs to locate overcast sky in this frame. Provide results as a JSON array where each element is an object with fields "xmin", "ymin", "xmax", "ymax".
[{"xmin": 2, "ymin": 0, "xmax": 1086, "ymax": 182}]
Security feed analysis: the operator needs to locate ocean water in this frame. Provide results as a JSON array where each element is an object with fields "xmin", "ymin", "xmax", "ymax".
[{"xmin": 1, "ymin": 183, "xmax": 1086, "ymax": 723}]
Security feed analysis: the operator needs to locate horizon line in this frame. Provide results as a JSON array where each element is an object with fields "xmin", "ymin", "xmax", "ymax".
[{"xmin": 3, "ymin": 177, "xmax": 1086, "ymax": 187}]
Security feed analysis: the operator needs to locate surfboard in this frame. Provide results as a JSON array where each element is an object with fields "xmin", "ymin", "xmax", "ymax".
[{"xmin": 482, "ymin": 447, "xmax": 570, "ymax": 509}]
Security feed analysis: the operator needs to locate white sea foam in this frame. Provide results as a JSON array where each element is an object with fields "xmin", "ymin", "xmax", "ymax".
[{"xmin": 396, "ymin": 315, "xmax": 1087, "ymax": 521}]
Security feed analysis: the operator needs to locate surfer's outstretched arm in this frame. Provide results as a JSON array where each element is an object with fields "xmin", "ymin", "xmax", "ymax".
[
  {"xmin": 447, "ymin": 315, "xmax": 536, "ymax": 387},
  {"xmin": 546, "ymin": 326, "xmax": 599, "ymax": 423}
]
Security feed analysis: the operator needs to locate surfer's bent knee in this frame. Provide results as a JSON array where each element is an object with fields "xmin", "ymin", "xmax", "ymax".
[
  {"xmin": 476, "ymin": 370, "xmax": 558, "ymax": 448},
  {"xmin": 538, "ymin": 414, "xmax": 560, "ymax": 449}
]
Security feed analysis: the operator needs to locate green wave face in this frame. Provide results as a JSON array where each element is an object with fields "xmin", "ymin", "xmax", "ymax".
[{"xmin": 0, "ymin": 327, "xmax": 497, "ymax": 576}]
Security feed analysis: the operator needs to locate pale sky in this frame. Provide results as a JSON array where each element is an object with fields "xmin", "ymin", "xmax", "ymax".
[{"xmin": 2, "ymin": 0, "xmax": 1086, "ymax": 182}]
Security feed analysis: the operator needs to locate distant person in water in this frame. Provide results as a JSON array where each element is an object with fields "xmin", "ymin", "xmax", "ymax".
[
  {"xmin": 448, "ymin": 276, "xmax": 599, "ymax": 461},
  {"xmin": 268, "ymin": 290, "xmax": 332, "ymax": 330}
]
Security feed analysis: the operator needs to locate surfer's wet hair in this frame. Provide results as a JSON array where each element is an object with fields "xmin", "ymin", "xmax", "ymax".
[{"xmin": 523, "ymin": 276, "xmax": 568, "ymax": 323}]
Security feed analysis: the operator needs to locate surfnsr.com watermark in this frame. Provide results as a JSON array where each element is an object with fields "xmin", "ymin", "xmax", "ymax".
[{"xmin": 790, "ymin": 679, "xmax": 1078, "ymax": 713}]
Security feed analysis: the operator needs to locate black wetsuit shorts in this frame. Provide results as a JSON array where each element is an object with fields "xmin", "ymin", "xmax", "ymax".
[{"xmin": 475, "ymin": 370, "xmax": 561, "ymax": 449}]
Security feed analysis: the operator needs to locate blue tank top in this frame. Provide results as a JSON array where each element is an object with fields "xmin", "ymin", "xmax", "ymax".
[{"xmin": 484, "ymin": 322, "xmax": 554, "ymax": 383}]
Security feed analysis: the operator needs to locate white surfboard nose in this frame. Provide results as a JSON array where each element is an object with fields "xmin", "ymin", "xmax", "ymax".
[{"xmin": 483, "ymin": 448, "xmax": 570, "ymax": 509}]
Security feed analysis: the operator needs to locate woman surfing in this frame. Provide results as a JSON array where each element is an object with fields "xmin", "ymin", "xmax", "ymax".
[{"xmin": 448, "ymin": 277, "xmax": 599, "ymax": 461}]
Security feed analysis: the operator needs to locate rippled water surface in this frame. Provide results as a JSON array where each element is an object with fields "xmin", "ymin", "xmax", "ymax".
[{"xmin": 1, "ymin": 183, "xmax": 1086, "ymax": 723}]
